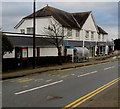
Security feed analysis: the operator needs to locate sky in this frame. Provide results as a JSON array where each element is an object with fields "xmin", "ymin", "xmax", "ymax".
[{"xmin": 1, "ymin": 0, "xmax": 119, "ymax": 40}]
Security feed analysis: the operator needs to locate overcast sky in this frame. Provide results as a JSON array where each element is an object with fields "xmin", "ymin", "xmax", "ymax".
[{"xmin": 1, "ymin": 0, "xmax": 119, "ymax": 40}]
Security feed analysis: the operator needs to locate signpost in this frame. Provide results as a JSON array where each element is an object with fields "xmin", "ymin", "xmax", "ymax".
[{"xmin": 33, "ymin": 0, "xmax": 36, "ymax": 69}]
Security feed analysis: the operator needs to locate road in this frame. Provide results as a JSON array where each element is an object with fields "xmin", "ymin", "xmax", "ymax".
[{"xmin": 2, "ymin": 61, "xmax": 119, "ymax": 108}]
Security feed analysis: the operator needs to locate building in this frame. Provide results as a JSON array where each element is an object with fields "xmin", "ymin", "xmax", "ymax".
[{"xmin": 3, "ymin": 5, "xmax": 114, "ymax": 60}]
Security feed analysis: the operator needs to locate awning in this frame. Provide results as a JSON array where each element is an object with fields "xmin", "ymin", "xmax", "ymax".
[{"xmin": 68, "ymin": 47, "xmax": 77, "ymax": 49}]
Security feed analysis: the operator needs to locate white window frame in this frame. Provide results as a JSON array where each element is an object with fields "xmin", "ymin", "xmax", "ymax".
[
  {"xmin": 76, "ymin": 30, "xmax": 79, "ymax": 38},
  {"xmin": 102, "ymin": 34, "xmax": 104, "ymax": 41},
  {"xmin": 98, "ymin": 34, "xmax": 101, "ymax": 40},
  {"xmin": 91, "ymin": 31, "xmax": 94, "ymax": 40},
  {"xmin": 85, "ymin": 31, "xmax": 89, "ymax": 40},
  {"xmin": 27, "ymin": 27, "xmax": 33, "ymax": 34},
  {"xmin": 67, "ymin": 28, "xmax": 72, "ymax": 38}
]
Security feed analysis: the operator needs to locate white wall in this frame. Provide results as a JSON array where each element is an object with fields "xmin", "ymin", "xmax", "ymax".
[
  {"xmin": 16, "ymin": 17, "xmax": 53, "ymax": 35},
  {"xmin": 16, "ymin": 13, "xmax": 107, "ymax": 43},
  {"xmin": 82, "ymin": 13, "xmax": 98, "ymax": 42},
  {"xmin": 40, "ymin": 48, "xmax": 58, "ymax": 56},
  {"xmin": 28, "ymin": 47, "xmax": 33, "ymax": 57}
]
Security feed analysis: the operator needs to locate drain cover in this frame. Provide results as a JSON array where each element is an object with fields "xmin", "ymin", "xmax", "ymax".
[{"xmin": 46, "ymin": 95, "xmax": 63, "ymax": 100}]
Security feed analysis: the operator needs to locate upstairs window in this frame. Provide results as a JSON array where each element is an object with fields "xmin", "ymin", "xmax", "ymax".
[
  {"xmin": 76, "ymin": 30, "xmax": 79, "ymax": 37},
  {"xmin": 102, "ymin": 34, "xmax": 104, "ymax": 41},
  {"xmin": 67, "ymin": 28, "xmax": 72, "ymax": 38},
  {"xmin": 20, "ymin": 29, "xmax": 25, "ymax": 34},
  {"xmin": 27, "ymin": 27, "xmax": 33, "ymax": 34},
  {"xmin": 85, "ymin": 31, "xmax": 89, "ymax": 39},
  {"xmin": 98, "ymin": 34, "xmax": 101, "ymax": 40},
  {"xmin": 91, "ymin": 32, "xmax": 94, "ymax": 39}
]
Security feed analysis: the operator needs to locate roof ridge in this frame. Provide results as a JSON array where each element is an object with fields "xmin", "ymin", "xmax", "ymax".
[
  {"xmin": 43, "ymin": 5, "xmax": 72, "ymax": 15},
  {"xmin": 72, "ymin": 11, "xmax": 92, "ymax": 15}
]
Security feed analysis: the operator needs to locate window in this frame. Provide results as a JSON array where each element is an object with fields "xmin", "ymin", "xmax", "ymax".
[
  {"xmin": 76, "ymin": 30, "xmax": 79, "ymax": 37},
  {"xmin": 98, "ymin": 34, "xmax": 100, "ymax": 40},
  {"xmin": 85, "ymin": 31, "xmax": 89, "ymax": 39},
  {"xmin": 67, "ymin": 28, "xmax": 72, "ymax": 38},
  {"xmin": 91, "ymin": 32, "xmax": 94, "ymax": 39},
  {"xmin": 20, "ymin": 29, "xmax": 25, "ymax": 34},
  {"xmin": 102, "ymin": 35, "xmax": 104, "ymax": 41},
  {"xmin": 27, "ymin": 27, "xmax": 33, "ymax": 34}
]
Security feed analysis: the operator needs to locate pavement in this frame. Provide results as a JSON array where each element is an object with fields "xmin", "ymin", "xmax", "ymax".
[
  {"xmin": 1, "ymin": 55, "xmax": 120, "ymax": 107},
  {"xmin": 1, "ymin": 55, "xmax": 118, "ymax": 80}
]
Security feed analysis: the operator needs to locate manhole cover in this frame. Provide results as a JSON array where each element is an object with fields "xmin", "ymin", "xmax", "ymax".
[{"xmin": 46, "ymin": 95, "xmax": 63, "ymax": 101}]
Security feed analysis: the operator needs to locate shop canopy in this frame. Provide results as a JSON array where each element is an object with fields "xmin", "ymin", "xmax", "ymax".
[{"xmin": 68, "ymin": 47, "xmax": 77, "ymax": 49}]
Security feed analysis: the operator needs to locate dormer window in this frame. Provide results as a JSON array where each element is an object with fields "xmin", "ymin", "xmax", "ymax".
[
  {"xmin": 27, "ymin": 27, "xmax": 33, "ymax": 34},
  {"xmin": 20, "ymin": 29, "xmax": 25, "ymax": 34}
]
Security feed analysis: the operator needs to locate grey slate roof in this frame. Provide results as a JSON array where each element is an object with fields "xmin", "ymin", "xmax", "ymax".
[
  {"xmin": 97, "ymin": 26, "xmax": 108, "ymax": 34},
  {"xmin": 72, "ymin": 12, "xmax": 91, "ymax": 27},
  {"xmin": 24, "ymin": 6, "xmax": 91, "ymax": 29}
]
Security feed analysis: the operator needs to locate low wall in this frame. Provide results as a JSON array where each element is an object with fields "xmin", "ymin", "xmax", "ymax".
[{"xmin": 2, "ymin": 56, "xmax": 71, "ymax": 72}]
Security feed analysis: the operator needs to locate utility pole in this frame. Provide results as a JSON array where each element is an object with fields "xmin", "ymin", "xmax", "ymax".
[{"xmin": 33, "ymin": 0, "xmax": 36, "ymax": 69}]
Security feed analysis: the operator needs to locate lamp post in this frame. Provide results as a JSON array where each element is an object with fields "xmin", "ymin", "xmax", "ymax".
[{"xmin": 33, "ymin": 0, "xmax": 36, "ymax": 69}]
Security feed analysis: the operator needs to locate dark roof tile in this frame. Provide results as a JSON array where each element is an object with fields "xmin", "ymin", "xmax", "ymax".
[
  {"xmin": 97, "ymin": 26, "xmax": 108, "ymax": 34},
  {"xmin": 24, "ymin": 6, "xmax": 81, "ymax": 29}
]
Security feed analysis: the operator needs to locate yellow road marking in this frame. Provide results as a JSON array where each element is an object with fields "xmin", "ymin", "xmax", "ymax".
[
  {"xmin": 23, "ymin": 85, "xmax": 30, "ymax": 88},
  {"xmin": 15, "ymin": 78, "xmax": 34, "ymax": 83},
  {"xmin": 57, "ymin": 68, "xmax": 75, "ymax": 72},
  {"xmin": 63, "ymin": 77, "xmax": 120, "ymax": 109},
  {"xmin": 61, "ymin": 75, "xmax": 70, "ymax": 78},
  {"xmin": 70, "ymin": 79, "xmax": 119, "ymax": 109},
  {"xmin": 34, "ymin": 78, "xmax": 43, "ymax": 81},
  {"xmin": 71, "ymin": 74, "xmax": 75, "ymax": 75},
  {"xmin": 58, "ymin": 61, "xmax": 113, "ymax": 72},
  {"xmin": 46, "ymin": 79, "xmax": 53, "ymax": 82}
]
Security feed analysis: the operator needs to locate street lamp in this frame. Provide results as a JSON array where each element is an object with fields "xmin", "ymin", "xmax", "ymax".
[{"xmin": 33, "ymin": 0, "xmax": 36, "ymax": 69}]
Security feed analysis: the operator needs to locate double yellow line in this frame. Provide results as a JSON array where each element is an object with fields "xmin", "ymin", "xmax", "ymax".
[{"xmin": 63, "ymin": 77, "xmax": 120, "ymax": 109}]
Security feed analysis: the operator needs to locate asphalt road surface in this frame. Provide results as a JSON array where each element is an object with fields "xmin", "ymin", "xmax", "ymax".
[{"xmin": 2, "ymin": 61, "xmax": 119, "ymax": 108}]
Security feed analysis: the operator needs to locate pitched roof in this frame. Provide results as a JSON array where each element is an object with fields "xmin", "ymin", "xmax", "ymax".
[
  {"xmin": 24, "ymin": 6, "xmax": 91, "ymax": 29},
  {"xmin": 97, "ymin": 26, "xmax": 108, "ymax": 34},
  {"xmin": 72, "ymin": 11, "xmax": 91, "ymax": 27}
]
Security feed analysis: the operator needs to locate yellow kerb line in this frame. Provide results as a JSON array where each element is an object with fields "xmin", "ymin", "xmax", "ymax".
[
  {"xmin": 69, "ymin": 79, "xmax": 119, "ymax": 109},
  {"xmin": 62, "ymin": 77, "xmax": 120, "ymax": 109}
]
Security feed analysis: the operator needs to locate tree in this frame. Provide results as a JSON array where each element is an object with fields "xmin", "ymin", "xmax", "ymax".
[
  {"xmin": 114, "ymin": 39, "xmax": 120, "ymax": 50},
  {"xmin": 43, "ymin": 20, "xmax": 68, "ymax": 65},
  {"xmin": 2, "ymin": 34, "xmax": 14, "ymax": 56}
]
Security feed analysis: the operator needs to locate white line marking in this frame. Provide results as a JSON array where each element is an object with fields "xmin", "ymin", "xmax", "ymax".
[
  {"xmin": 104, "ymin": 66, "xmax": 115, "ymax": 70},
  {"xmin": 111, "ymin": 66, "xmax": 115, "ymax": 68},
  {"xmin": 15, "ymin": 80, "xmax": 63, "ymax": 95},
  {"xmin": 78, "ymin": 71, "xmax": 97, "ymax": 77}
]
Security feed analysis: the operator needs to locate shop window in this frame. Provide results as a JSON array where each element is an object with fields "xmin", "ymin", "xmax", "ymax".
[
  {"xmin": 15, "ymin": 47, "xmax": 21, "ymax": 59},
  {"xmin": 22, "ymin": 48, "xmax": 28, "ymax": 58}
]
